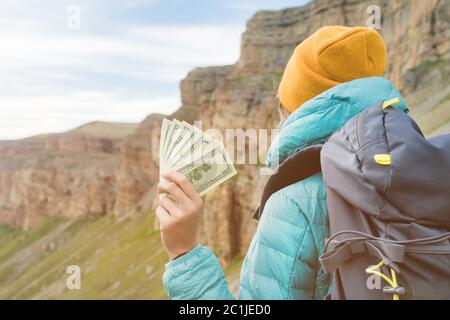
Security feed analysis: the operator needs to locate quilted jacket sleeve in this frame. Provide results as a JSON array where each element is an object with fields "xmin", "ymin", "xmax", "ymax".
[
  {"xmin": 162, "ymin": 173, "xmax": 330, "ymax": 300},
  {"xmin": 163, "ymin": 245, "xmax": 234, "ymax": 300}
]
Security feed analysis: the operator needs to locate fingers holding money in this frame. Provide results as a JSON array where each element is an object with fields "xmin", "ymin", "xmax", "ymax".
[
  {"xmin": 158, "ymin": 171, "xmax": 203, "ymax": 216},
  {"xmin": 158, "ymin": 194, "xmax": 182, "ymax": 216},
  {"xmin": 155, "ymin": 203, "xmax": 198, "ymax": 260},
  {"xmin": 156, "ymin": 172, "xmax": 203, "ymax": 260},
  {"xmin": 159, "ymin": 119, "xmax": 236, "ymax": 197},
  {"xmin": 155, "ymin": 206, "xmax": 170, "ymax": 225},
  {"xmin": 157, "ymin": 119, "xmax": 236, "ymax": 260},
  {"xmin": 162, "ymin": 171, "xmax": 201, "ymax": 203},
  {"xmin": 158, "ymin": 180, "xmax": 189, "ymax": 203}
]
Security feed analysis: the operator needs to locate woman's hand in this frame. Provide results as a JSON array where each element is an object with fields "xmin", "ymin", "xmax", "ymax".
[{"xmin": 156, "ymin": 171, "xmax": 203, "ymax": 260}]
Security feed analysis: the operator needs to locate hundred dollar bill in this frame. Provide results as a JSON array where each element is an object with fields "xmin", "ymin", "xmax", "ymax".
[
  {"xmin": 163, "ymin": 119, "xmax": 183, "ymax": 165},
  {"xmin": 171, "ymin": 144, "xmax": 237, "ymax": 196},
  {"xmin": 168, "ymin": 121, "xmax": 195, "ymax": 163},
  {"xmin": 167, "ymin": 122, "xmax": 216, "ymax": 168},
  {"xmin": 161, "ymin": 120, "xmax": 175, "ymax": 169},
  {"xmin": 160, "ymin": 119, "xmax": 171, "ymax": 172},
  {"xmin": 165, "ymin": 120, "xmax": 194, "ymax": 166}
]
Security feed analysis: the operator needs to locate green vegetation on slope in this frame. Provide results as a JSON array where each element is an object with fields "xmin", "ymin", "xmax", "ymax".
[
  {"xmin": 0, "ymin": 214, "xmax": 166, "ymax": 299},
  {"xmin": 0, "ymin": 214, "xmax": 242, "ymax": 299},
  {"xmin": 406, "ymin": 58, "xmax": 450, "ymax": 136}
]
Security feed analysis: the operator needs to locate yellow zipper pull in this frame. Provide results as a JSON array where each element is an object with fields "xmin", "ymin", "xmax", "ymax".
[
  {"xmin": 374, "ymin": 154, "xmax": 392, "ymax": 165},
  {"xmin": 382, "ymin": 97, "xmax": 401, "ymax": 110}
]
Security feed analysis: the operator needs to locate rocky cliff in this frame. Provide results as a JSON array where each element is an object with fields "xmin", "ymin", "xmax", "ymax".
[
  {"xmin": 1, "ymin": 0, "xmax": 449, "ymax": 264},
  {"xmin": 0, "ymin": 122, "xmax": 136, "ymax": 229},
  {"xmin": 114, "ymin": 0, "xmax": 450, "ymax": 263}
]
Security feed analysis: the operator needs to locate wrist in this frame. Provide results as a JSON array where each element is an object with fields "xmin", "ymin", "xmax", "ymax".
[
  {"xmin": 171, "ymin": 251, "xmax": 188, "ymax": 260},
  {"xmin": 169, "ymin": 244, "xmax": 198, "ymax": 261}
]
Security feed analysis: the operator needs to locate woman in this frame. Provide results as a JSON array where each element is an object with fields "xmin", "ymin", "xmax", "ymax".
[{"xmin": 156, "ymin": 26, "xmax": 406, "ymax": 299}]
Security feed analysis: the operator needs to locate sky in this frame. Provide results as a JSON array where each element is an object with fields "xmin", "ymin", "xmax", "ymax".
[{"xmin": 0, "ymin": 0, "xmax": 309, "ymax": 140}]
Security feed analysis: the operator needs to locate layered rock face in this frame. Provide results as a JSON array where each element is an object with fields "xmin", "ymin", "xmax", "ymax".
[
  {"xmin": 1, "ymin": 0, "xmax": 449, "ymax": 263},
  {"xmin": 114, "ymin": 114, "xmax": 163, "ymax": 217},
  {"xmin": 119, "ymin": 0, "xmax": 450, "ymax": 263},
  {"xmin": 0, "ymin": 122, "xmax": 136, "ymax": 229}
]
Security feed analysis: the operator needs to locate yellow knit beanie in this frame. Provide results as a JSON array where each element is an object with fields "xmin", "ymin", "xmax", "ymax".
[{"xmin": 278, "ymin": 26, "xmax": 387, "ymax": 113}]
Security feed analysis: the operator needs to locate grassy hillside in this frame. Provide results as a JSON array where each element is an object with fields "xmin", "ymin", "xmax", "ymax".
[
  {"xmin": 406, "ymin": 59, "xmax": 450, "ymax": 137},
  {"xmin": 0, "ymin": 214, "xmax": 242, "ymax": 299}
]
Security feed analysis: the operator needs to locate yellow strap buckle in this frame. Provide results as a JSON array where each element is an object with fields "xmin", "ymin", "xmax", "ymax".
[
  {"xmin": 366, "ymin": 260, "xmax": 404, "ymax": 300},
  {"xmin": 374, "ymin": 154, "xmax": 392, "ymax": 165},
  {"xmin": 382, "ymin": 97, "xmax": 401, "ymax": 110}
]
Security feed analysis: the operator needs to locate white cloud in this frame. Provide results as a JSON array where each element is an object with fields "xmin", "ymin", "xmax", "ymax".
[
  {"xmin": 0, "ymin": 92, "xmax": 178, "ymax": 140},
  {"xmin": 0, "ymin": 2, "xmax": 244, "ymax": 140},
  {"xmin": 0, "ymin": 0, "xmax": 306, "ymax": 140}
]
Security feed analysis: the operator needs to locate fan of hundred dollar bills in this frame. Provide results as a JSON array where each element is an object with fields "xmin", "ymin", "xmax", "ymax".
[{"xmin": 159, "ymin": 119, "xmax": 237, "ymax": 196}]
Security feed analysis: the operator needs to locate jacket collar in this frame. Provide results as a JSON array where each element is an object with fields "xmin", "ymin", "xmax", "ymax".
[{"xmin": 267, "ymin": 77, "xmax": 408, "ymax": 168}]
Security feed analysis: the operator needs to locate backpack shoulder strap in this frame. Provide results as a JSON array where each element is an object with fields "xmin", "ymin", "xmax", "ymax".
[{"xmin": 253, "ymin": 144, "xmax": 322, "ymax": 221}]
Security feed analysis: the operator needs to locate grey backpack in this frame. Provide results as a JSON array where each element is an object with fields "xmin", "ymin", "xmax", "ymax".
[{"xmin": 254, "ymin": 99, "xmax": 450, "ymax": 300}]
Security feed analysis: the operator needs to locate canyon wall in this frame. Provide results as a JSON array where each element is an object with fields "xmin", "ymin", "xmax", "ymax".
[
  {"xmin": 0, "ymin": 122, "xmax": 136, "ymax": 229},
  {"xmin": 1, "ymin": 0, "xmax": 449, "ymax": 263}
]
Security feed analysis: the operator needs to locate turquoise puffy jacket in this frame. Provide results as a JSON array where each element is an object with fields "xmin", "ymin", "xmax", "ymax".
[{"xmin": 162, "ymin": 77, "xmax": 407, "ymax": 300}]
